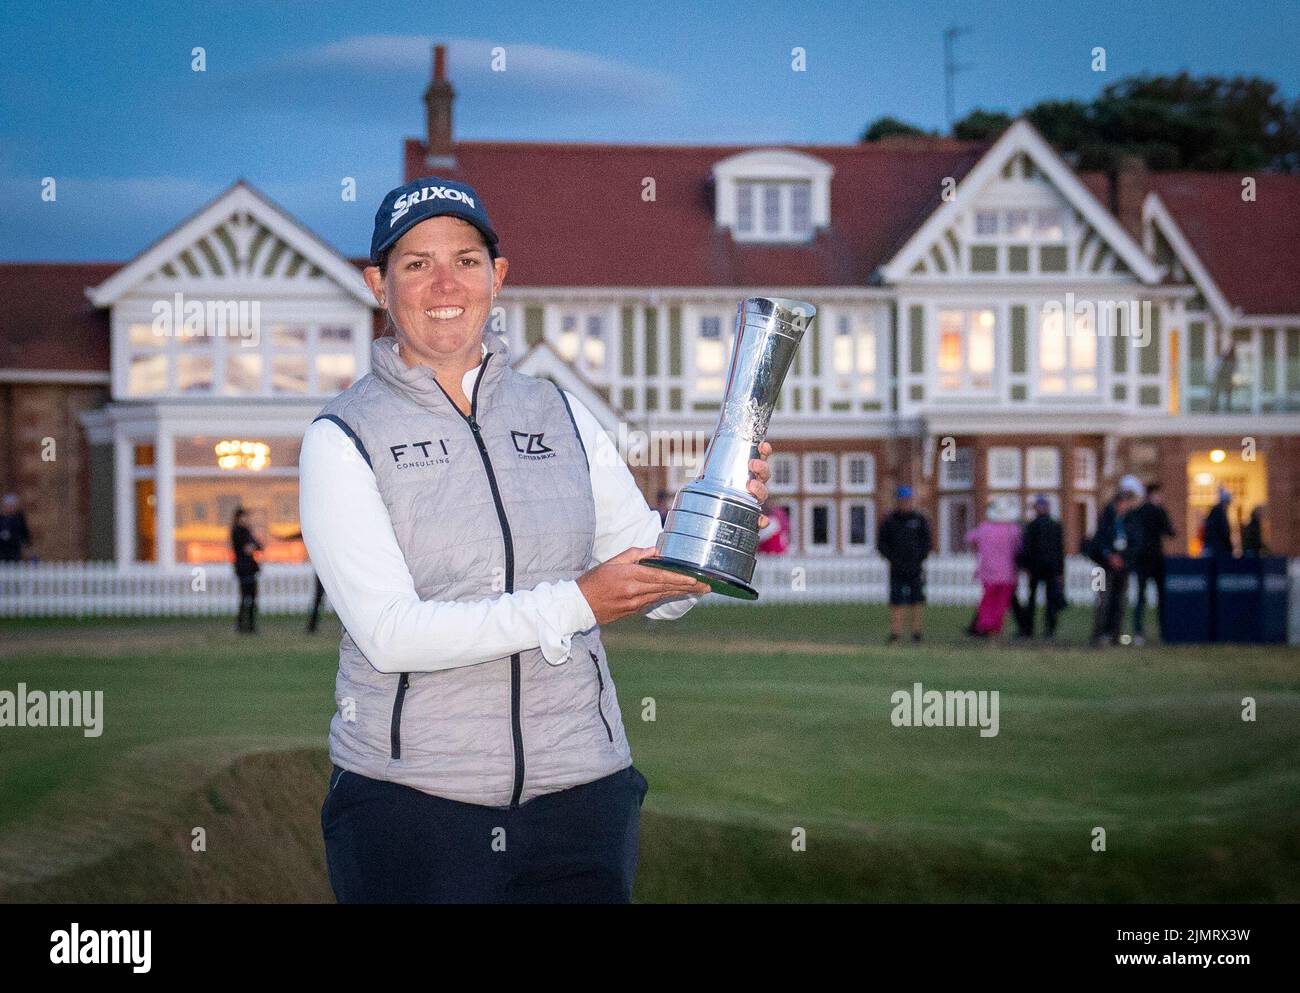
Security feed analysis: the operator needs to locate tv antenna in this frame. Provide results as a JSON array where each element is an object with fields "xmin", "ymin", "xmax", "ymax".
[{"xmin": 943, "ymin": 26, "xmax": 973, "ymax": 130}]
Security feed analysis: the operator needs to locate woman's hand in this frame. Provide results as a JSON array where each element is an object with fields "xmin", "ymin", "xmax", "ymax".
[
  {"xmin": 749, "ymin": 440, "xmax": 774, "ymax": 529},
  {"xmin": 577, "ymin": 547, "xmax": 711, "ymax": 625}
]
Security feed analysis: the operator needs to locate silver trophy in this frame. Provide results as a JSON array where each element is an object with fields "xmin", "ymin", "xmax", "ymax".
[{"xmin": 644, "ymin": 297, "xmax": 814, "ymax": 600}]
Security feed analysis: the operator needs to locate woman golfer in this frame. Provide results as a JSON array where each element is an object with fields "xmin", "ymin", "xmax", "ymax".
[{"xmin": 299, "ymin": 176, "xmax": 773, "ymax": 903}]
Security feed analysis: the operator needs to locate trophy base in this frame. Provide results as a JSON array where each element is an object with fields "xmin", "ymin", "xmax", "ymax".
[{"xmin": 641, "ymin": 556, "xmax": 759, "ymax": 601}]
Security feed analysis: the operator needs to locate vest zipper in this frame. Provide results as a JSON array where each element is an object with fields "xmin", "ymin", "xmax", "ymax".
[
  {"xmin": 390, "ymin": 672, "xmax": 409, "ymax": 760},
  {"xmin": 589, "ymin": 650, "xmax": 614, "ymax": 742},
  {"xmin": 428, "ymin": 355, "xmax": 526, "ymax": 806}
]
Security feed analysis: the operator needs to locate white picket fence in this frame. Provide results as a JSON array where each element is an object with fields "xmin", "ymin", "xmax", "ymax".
[
  {"xmin": 2, "ymin": 558, "xmax": 1298, "ymax": 643},
  {"xmin": 0, "ymin": 562, "xmax": 331, "ymax": 619}
]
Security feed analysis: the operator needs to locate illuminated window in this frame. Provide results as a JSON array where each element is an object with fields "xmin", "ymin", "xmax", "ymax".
[
  {"xmin": 833, "ymin": 312, "xmax": 877, "ymax": 396},
  {"xmin": 225, "ymin": 353, "xmax": 262, "ymax": 394},
  {"xmin": 1039, "ymin": 304, "xmax": 1098, "ymax": 394},
  {"xmin": 316, "ymin": 354, "xmax": 355, "ymax": 394},
  {"xmin": 129, "ymin": 353, "xmax": 167, "ymax": 395},
  {"xmin": 557, "ymin": 311, "xmax": 607, "ymax": 376},
  {"xmin": 936, "ymin": 308, "xmax": 996, "ymax": 394},
  {"xmin": 272, "ymin": 354, "xmax": 308, "ymax": 393},
  {"xmin": 695, "ymin": 315, "xmax": 728, "ymax": 395}
]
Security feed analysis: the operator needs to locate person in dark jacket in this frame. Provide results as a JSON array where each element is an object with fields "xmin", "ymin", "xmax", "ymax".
[
  {"xmin": 877, "ymin": 485, "xmax": 932, "ymax": 644},
  {"xmin": 1241, "ymin": 505, "xmax": 1267, "ymax": 556},
  {"xmin": 1202, "ymin": 488, "xmax": 1234, "ymax": 558},
  {"xmin": 1130, "ymin": 482, "xmax": 1176, "ymax": 644},
  {"xmin": 0, "ymin": 493, "xmax": 32, "ymax": 562},
  {"xmin": 231, "ymin": 506, "xmax": 263, "ymax": 634},
  {"xmin": 1088, "ymin": 478, "xmax": 1143, "ymax": 647},
  {"xmin": 1015, "ymin": 494, "xmax": 1065, "ymax": 639}
]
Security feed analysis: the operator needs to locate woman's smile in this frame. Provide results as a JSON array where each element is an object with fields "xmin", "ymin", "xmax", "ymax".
[{"xmin": 423, "ymin": 306, "xmax": 465, "ymax": 321}]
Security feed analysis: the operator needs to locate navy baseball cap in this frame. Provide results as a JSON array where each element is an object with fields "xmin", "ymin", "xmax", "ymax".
[{"xmin": 370, "ymin": 176, "xmax": 499, "ymax": 264}]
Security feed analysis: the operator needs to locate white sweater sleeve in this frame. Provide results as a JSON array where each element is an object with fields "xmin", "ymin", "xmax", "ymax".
[
  {"xmin": 298, "ymin": 417, "xmax": 598, "ymax": 673},
  {"xmin": 563, "ymin": 391, "xmax": 701, "ymax": 621}
]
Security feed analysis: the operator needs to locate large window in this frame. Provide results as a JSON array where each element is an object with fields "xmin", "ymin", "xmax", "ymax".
[
  {"xmin": 1038, "ymin": 304, "xmax": 1098, "ymax": 394},
  {"xmin": 972, "ymin": 208, "xmax": 1065, "ymax": 241},
  {"xmin": 170, "ymin": 434, "xmax": 304, "ymax": 564},
  {"xmin": 832, "ymin": 311, "xmax": 877, "ymax": 396},
  {"xmin": 556, "ymin": 310, "xmax": 607, "ymax": 376},
  {"xmin": 694, "ymin": 315, "xmax": 730, "ymax": 396},
  {"xmin": 125, "ymin": 318, "xmax": 357, "ymax": 398},
  {"xmin": 937, "ymin": 308, "xmax": 996, "ymax": 394},
  {"xmin": 734, "ymin": 180, "xmax": 813, "ymax": 241}
]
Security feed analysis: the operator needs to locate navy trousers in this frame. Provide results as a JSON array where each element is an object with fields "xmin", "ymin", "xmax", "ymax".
[{"xmin": 321, "ymin": 763, "xmax": 649, "ymax": 903}]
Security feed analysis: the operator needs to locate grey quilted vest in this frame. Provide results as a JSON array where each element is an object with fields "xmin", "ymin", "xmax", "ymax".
[{"xmin": 313, "ymin": 331, "xmax": 631, "ymax": 807}]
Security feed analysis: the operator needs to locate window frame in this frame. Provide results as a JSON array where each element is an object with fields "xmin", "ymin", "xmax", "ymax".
[
  {"xmin": 839, "ymin": 498, "xmax": 875, "ymax": 555},
  {"xmin": 801, "ymin": 498, "xmax": 836, "ymax": 556},
  {"xmin": 935, "ymin": 306, "xmax": 998, "ymax": 396},
  {"xmin": 987, "ymin": 446, "xmax": 1023, "ymax": 489},
  {"xmin": 840, "ymin": 452, "xmax": 876, "ymax": 494},
  {"xmin": 802, "ymin": 451, "xmax": 836, "ymax": 495}
]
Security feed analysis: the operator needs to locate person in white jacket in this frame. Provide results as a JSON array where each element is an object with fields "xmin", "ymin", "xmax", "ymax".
[{"xmin": 301, "ymin": 175, "xmax": 774, "ymax": 903}]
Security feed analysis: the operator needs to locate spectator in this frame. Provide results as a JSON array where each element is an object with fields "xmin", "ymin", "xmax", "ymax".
[
  {"xmin": 230, "ymin": 506, "xmax": 263, "ymax": 634},
  {"xmin": 877, "ymin": 485, "xmax": 931, "ymax": 644},
  {"xmin": 0, "ymin": 493, "xmax": 32, "ymax": 562},
  {"xmin": 1088, "ymin": 477, "xmax": 1143, "ymax": 647},
  {"xmin": 1209, "ymin": 342, "xmax": 1237, "ymax": 412},
  {"xmin": 1015, "ymin": 494, "xmax": 1065, "ymax": 640},
  {"xmin": 1202, "ymin": 488, "xmax": 1234, "ymax": 558},
  {"xmin": 1130, "ymin": 481, "xmax": 1176, "ymax": 645},
  {"xmin": 1241, "ymin": 506, "xmax": 1267, "ymax": 557},
  {"xmin": 965, "ymin": 501, "xmax": 1023, "ymax": 638}
]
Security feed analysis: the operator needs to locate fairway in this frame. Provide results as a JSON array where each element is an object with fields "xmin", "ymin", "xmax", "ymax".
[{"xmin": 1, "ymin": 604, "xmax": 1297, "ymax": 902}]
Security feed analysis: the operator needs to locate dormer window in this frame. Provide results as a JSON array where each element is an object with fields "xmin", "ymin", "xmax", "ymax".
[
  {"xmin": 713, "ymin": 148, "xmax": 833, "ymax": 244},
  {"xmin": 735, "ymin": 181, "xmax": 813, "ymax": 239}
]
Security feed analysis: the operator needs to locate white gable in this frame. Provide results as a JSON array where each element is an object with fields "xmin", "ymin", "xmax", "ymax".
[
  {"xmin": 880, "ymin": 119, "xmax": 1162, "ymax": 284},
  {"xmin": 515, "ymin": 339, "xmax": 626, "ymax": 436},
  {"xmin": 1142, "ymin": 191, "xmax": 1235, "ymax": 324},
  {"xmin": 87, "ymin": 181, "xmax": 372, "ymax": 307}
]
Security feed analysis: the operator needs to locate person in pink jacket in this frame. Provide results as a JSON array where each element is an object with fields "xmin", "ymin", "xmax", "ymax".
[{"xmin": 965, "ymin": 502, "xmax": 1024, "ymax": 636}]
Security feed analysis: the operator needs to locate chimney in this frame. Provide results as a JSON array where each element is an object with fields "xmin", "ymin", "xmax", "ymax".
[
  {"xmin": 423, "ymin": 43, "xmax": 456, "ymax": 171},
  {"xmin": 1107, "ymin": 153, "xmax": 1147, "ymax": 239}
]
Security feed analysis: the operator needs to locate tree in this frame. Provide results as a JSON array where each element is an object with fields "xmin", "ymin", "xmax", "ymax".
[
  {"xmin": 952, "ymin": 109, "xmax": 1012, "ymax": 141},
  {"xmin": 1023, "ymin": 73, "xmax": 1298, "ymax": 172},
  {"xmin": 861, "ymin": 116, "xmax": 931, "ymax": 142}
]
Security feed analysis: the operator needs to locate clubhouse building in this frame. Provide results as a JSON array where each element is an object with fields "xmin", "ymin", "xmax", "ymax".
[{"xmin": 2, "ymin": 45, "xmax": 1298, "ymax": 567}]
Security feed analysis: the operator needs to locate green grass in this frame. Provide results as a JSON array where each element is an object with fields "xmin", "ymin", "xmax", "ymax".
[{"xmin": 0, "ymin": 605, "xmax": 1297, "ymax": 902}]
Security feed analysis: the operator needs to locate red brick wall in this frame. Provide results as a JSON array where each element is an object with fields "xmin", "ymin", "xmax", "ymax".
[{"xmin": 0, "ymin": 382, "xmax": 108, "ymax": 561}]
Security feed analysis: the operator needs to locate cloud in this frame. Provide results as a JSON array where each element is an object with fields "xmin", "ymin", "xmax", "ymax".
[
  {"xmin": 0, "ymin": 175, "xmax": 221, "ymax": 261},
  {"xmin": 187, "ymin": 36, "xmax": 682, "ymax": 125}
]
